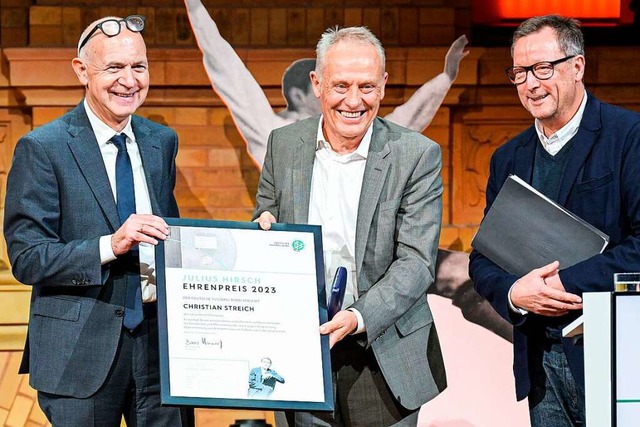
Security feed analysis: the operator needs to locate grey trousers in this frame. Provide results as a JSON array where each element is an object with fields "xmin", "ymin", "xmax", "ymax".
[{"xmin": 275, "ymin": 336, "xmax": 418, "ymax": 427}]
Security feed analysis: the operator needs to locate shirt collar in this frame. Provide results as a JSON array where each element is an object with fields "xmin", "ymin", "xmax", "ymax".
[
  {"xmin": 83, "ymin": 98, "xmax": 135, "ymax": 147},
  {"xmin": 315, "ymin": 115, "xmax": 372, "ymax": 161},
  {"xmin": 535, "ymin": 90, "xmax": 587, "ymax": 152}
]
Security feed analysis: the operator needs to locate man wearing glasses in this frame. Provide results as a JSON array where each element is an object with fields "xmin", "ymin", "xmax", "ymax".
[
  {"xmin": 4, "ymin": 16, "xmax": 193, "ymax": 426},
  {"xmin": 469, "ymin": 15, "xmax": 640, "ymax": 427}
]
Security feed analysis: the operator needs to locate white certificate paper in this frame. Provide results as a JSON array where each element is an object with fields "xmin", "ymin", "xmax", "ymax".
[{"xmin": 155, "ymin": 219, "xmax": 333, "ymax": 411}]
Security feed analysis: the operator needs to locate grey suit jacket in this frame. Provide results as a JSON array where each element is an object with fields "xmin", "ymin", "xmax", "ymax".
[
  {"xmin": 254, "ymin": 116, "xmax": 447, "ymax": 410},
  {"xmin": 4, "ymin": 102, "xmax": 179, "ymax": 398}
]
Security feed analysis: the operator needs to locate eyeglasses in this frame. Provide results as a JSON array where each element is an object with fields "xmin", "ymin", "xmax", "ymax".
[
  {"xmin": 77, "ymin": 15, "xmax": 145, "ymax": 53},
  {"xmin": 505, "ymin": 55, "xmax": 576, "ymax": 85}
]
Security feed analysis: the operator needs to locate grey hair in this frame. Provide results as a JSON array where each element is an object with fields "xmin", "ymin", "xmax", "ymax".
[
  {"xmin": 315, "ymin": 26, "xmax": 385, "ymax": 80},
  {"xmin": 511, "ymin": 15, "xmax": 584, "ymax": 57}
]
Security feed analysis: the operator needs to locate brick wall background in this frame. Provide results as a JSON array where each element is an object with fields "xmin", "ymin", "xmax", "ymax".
[{"xmin": 1, "ymin": 0, "xmax": 472, "ymax": 49}]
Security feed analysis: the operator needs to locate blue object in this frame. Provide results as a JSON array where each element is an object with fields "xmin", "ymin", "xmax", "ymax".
[
  {"xmin": 327, "ymin": 267, "xmax": 347, "ymax": 320},
  {"xmin": 113, "ymin": 134, "xmax": 143, "ymax": 330}
]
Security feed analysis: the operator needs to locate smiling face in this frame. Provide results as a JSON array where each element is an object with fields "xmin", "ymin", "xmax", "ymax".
[
  {"xmin": 512, "ymin": 26, "xmax": 585, "ymax": 135},
  {"xmin": 72, "ymin": 23, "xmax": 149, "ymax": 131},
  {"xmin": 310, "ymin": 41, "xmax": 388, "ymax": 152}
]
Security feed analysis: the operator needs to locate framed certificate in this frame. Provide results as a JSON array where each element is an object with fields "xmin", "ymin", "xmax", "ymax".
[{"xmin": 155, "ymin": 218, "xmax": 334, "ymax": 412}]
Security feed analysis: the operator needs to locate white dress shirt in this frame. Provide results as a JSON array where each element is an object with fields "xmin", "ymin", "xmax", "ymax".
[
  {"xmin": 308, "ymin": 117, "xmax": 372, "ymax": 331},
  {"xmin": 84, "ymin": 100, "xmax": 157, "ymax": 302},
  {"xmin": 535, "ymin": 90, "xmax": 588, "ymax": 155}
]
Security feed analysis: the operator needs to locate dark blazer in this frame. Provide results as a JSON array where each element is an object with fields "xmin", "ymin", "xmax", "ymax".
[
  {"xmin": 254, "ymin": 116, "xmax": 447, "ymax": 410},
  {"xmin": 469, "ymin": 94, "xmax": 640, "ymax": 400},
  {"xmin": 4, "ymin": 102, "xmax": 179, "ymax": 398}
]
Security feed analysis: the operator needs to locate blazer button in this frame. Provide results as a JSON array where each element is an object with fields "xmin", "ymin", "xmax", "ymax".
[{"xmin": 115, "ymin": 309, "xmax": 124, "ymax": 317}]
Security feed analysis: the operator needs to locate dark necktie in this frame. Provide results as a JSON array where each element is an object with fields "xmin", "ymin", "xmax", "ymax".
[{"xmin": 112, "ymin": 134, "xmax": 143, "ymax": 330}]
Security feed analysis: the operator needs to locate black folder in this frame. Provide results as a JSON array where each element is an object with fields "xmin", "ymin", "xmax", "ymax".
[{"xmin": 471, "ymin": 175, "xmax": 609, "ymax": 277}]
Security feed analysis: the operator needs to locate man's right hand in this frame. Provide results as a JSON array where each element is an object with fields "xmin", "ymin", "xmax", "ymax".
[
  {"xmin": 510, "ymin": 260, "xmax": 582, "ymax": 317},
  {"xmin": 255, "ymin": 211, "xmax": 277, "ymax": 230}
]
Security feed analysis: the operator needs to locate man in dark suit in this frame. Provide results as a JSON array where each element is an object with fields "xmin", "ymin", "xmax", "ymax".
[
  {"xmin": 247, "ymin": 357, "xmax": 285, "ymax": 398},
  {"xmin": 3, "ymin": 15, "xmax": 192, "ymax": 426},
  {"xmin": 469, "ymin": 15, "xmax": 640, "ymax": 427},
  {"xmin": 255, "ymin": 26, "xmax": 446, "ymax": 426}
]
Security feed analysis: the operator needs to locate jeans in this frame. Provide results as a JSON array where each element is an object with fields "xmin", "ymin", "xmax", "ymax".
[{"xmin": 529, "ymin": 342, "xmax": 585, "ymax": 427}]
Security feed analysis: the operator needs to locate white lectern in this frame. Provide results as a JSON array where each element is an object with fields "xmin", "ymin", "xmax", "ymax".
[{"xmin": 563, "ymin": 292, "xmax": 640, "ymax": 427}]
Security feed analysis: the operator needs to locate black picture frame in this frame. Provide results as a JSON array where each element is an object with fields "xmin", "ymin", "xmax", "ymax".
[{"xmin": 155, "ymin": 217, "xmax": 333, "ymax": 411}]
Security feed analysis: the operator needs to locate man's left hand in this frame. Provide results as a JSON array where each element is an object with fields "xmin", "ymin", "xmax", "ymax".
[
  {"xmin": 254, "ymin": 211, "xmax": 276, "ymax": 230},
  {"xmin": 319, "ymin": 310, "xmax": 358, "ymax": 348},
  {"xmin": 111, "ymin": 214, "xmax": 169, "ymax": 256}
]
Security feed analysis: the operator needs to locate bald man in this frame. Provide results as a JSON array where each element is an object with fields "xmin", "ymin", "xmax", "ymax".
[{"xmin": 4, "ymin": 15, "xmax": 193, "ymax": 426}]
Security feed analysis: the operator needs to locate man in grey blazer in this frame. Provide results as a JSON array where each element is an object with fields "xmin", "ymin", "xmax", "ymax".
[
  {"xmin": 255, "ymin": 26, "xmax": 446, "ymax": 426},
  {"xmin": 4, "ymin": 15, "xmax": 192, "ymax": 426}
]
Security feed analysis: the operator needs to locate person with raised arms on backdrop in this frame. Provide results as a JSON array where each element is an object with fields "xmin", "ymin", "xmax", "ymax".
[{"xmin": 184, "ymin": 0, "xmax": 468, "ymax": 167}]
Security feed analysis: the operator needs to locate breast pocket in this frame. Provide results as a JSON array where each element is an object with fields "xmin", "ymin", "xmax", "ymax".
[
  {"xmin": 573, "ymin": 172, "xmax": 614, "ymax": 225},
  {"xmin": 372, "ymin": 198, "xmax": 402, "ymax": 267},
  {"xmin": 577, "ymin": 172, "xmax": 613, "ymax": 193},
  {"xmin": 376, "ymin": 198, "xmax": 401, "ymax": 232}
]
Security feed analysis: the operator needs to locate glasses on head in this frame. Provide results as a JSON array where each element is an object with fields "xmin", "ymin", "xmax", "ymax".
[
  {"xmin": 505, "ymin": 55, "xmax": 576, "ymax": 85},
  {"xmin": 78, "ymin": 15, "xmax": 145, "ymax": 53}
]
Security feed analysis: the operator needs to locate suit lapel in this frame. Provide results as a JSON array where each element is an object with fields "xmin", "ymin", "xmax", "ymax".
[
  {"xmin": 513, "ymin": 130, "xmax": 537, "ymax": 184},
  {"xmin": 355, "ymin": 119, "xmax": 391, "ymax": 274},
  {"xmin": 67, "ymin": 104, "xmax": 120, "ymax": 231},
  {"xmin": 132, "ymin": 117, "xmax": 163, "ymax": 215},
  {"xmin": 557, "ymin": 96, "xmax": 601, "ymax": 205},
  {"xmin": 293, "ymin": 119, "xmax": 318, "ymax": 223}
]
